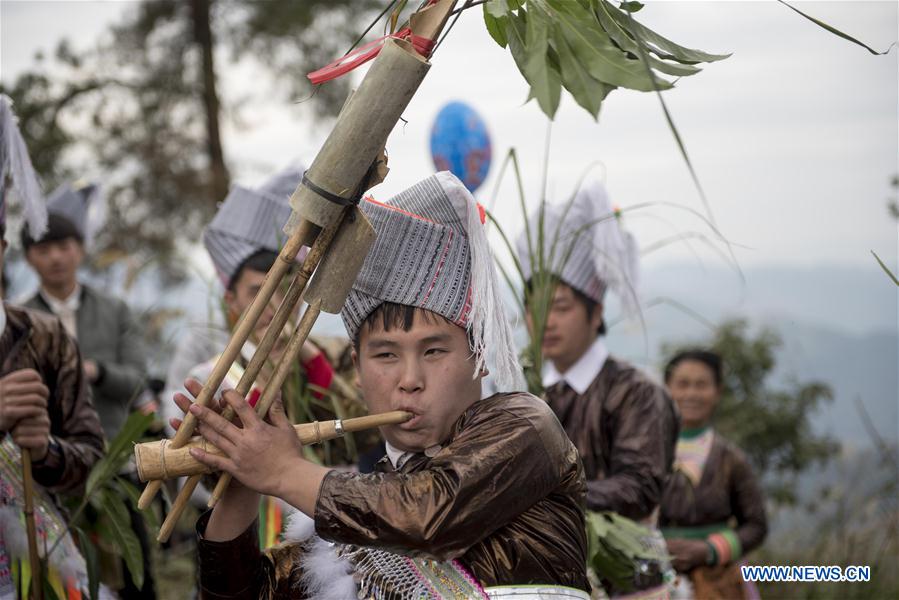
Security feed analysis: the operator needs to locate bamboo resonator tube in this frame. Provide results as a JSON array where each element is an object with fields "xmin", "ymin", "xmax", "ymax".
[
  {"xmin": 137, "ymin": 220, "xmax": 316, "ymax": 511},
  {"xmin": 135, "ymin": 411, "xmax": 411, "ymax": 482},
  {"xmin": 138, "ymin": 0, "xmax": 455, "ymax": 543},
  {"xmin": 152, "ymin": 220, "xmax": 343, "ymax": 542}
]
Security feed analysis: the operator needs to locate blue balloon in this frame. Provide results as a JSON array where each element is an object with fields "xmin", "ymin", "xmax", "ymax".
[{"xmin": 430, "ymin": 101, "xmax": 492, "ymax": 193}]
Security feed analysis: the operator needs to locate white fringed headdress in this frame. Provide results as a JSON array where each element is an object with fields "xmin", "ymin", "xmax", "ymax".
[
  {"xmin": 341, "ymin": 171, "xmax": 525, "ymax": 392},
  {"xmin": 518, "ymin": 180, "xmax": 641, "ymax": 317},
  {"xmin": 0, "ymin": 94, "xmax": 46, "ymax": 239}
]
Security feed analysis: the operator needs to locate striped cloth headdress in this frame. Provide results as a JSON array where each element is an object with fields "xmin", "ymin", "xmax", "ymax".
[
  {"xmin": 45, "ymin": 182, "xmax": 103, "ymax": 243},
  {"xmin": 517, "ymin": 180, "xmax": 640, "ymax": 316},
  {"xmin": 0, "ymin": 94, "xmax": 45, "ymax": 240},
  {"xmin": 203, "ymin": 167, "xmax": 302, "ymax": 287},
  {"xmin": 341, "ymin": 171, "xmax": 524, "ymax": 392}
]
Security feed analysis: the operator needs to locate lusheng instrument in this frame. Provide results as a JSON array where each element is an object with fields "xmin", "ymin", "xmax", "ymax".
[
  {"xmin": 134, "ymin": 411, "xmax": 411, "ymax": 481},
  {"xmin": 136, "ymin": 0, "xmax": 457, "ymax": 542}
]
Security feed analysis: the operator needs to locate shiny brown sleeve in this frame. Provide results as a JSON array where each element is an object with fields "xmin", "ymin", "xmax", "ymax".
[
  {"xmin": 586, "ymin": 380, "xmax": 671, "ymax": 520},
  {"xmin": 32, "ymin": 320, "xmax": 104, "ymax": 493},
  {"xmin": 314, "ymin": 401, "xmax": 568, "ymax": 561},
  {"xmin": 729, "ymin": 448, "xmax": 768, "ymax": 555}
]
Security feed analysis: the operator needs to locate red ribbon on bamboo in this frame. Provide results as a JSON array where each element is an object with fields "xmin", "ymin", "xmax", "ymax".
[{"xmin": 307, "ymin": 27, "xmax": 436, "ymax": 85}]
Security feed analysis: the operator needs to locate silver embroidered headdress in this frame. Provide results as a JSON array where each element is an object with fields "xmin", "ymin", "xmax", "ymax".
[
  {"xmin": 517, "ymin": 180, "xmax": 640, "ymax": 316},
  {"xmin": 341, "ymin": 171, "xmax": 524, "ymax": 392},
  {"xmin": 203, "ymin": 167, "xmax": 301, "ymax": 287}
]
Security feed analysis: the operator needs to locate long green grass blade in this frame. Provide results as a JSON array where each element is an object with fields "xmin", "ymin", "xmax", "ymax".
[
  {"xmin": 778, "ymin": 0, "xmax": 896, "ymax": 56},
  {"xmin": 871, "ymin": 250, "xmax": 899, "ymax": 286}
]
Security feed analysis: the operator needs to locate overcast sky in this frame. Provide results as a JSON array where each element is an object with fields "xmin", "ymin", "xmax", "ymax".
[{"xmin": 2, "ymin": 0, "xmax": 897, "ymax": 274}]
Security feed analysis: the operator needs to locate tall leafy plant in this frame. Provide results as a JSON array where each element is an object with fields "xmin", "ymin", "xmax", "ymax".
[{"xmin": 38, "ymin": 412, "xmax": 156, "ymax": 600}]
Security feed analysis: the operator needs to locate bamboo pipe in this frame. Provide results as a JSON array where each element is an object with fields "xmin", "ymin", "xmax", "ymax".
[
  {"xmin": 206, "ymin": 301, "xmax": 322, "ymax": 508},
  {"xmin": 150, "ymin": 0, "xmax": 453, "ymax": 538},
  {"xmin": 138, "ymin": 220, "xmax": 316, "ymax": 510},
  {"xmin": 155, "ymin": 301, "xmax": 324, "ymax": 542},
  {"xmin": 153, "ymin": 222, "xmax": 342, "ymax": 541},
  {"xmin": 136, "ymin": 411, "xmax": 411, "ymax": 482},
  {"xmin": 21, "ymin": 450, "xmax": 42, "ymax": 600}
]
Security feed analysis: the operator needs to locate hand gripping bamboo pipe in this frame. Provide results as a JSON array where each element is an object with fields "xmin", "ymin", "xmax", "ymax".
[
  {"xmin": 137, "ymin": 220, "xmax": 315, "ymax": 511},
  {"xmin": 152, "ymin": 221, "xmax": 340, "ymax": 542},
  {"xmin": 138, "ymin": 0, "xmax": 456, "ymax": 542},
  {"xmin": 135, "ymin": 411, "xmax": 411, "ymax": 482}
]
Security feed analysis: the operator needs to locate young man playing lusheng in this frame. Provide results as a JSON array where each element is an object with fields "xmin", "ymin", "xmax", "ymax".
[{"xmin": 175, "ymin": 172, "xmax": 590, "ymax": 599}]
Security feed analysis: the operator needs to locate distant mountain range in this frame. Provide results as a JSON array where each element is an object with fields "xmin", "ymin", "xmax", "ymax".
[{"xmin": 607, "ymin": 262, "xmax": 898, "ymax": 447}]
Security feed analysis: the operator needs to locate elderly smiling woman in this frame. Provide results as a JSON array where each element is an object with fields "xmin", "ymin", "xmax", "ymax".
[{"xmin": 660, "ymin": 349, "xmax": 768, "ymax": 600}]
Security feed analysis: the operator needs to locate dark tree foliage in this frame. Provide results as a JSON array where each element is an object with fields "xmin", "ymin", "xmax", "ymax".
[{"xmin": 1, "ymin": 0, "xmax": 379, "ymax": 274}]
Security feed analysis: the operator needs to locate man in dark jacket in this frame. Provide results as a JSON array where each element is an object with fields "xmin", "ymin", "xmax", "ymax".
[
  {"xmin": 518, "ymin": 181, "xmax": 679, "ymax": 597},
  {"xmin": 21, "ymin": 182, "xmax": 148, "ymax": 439},
  {"xmin": 1, "ymin": 218, "xmax": 104, "ymax": 493}
]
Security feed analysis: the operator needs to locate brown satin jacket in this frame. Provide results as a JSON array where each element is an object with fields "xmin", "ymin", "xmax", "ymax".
[
  {"xmin": 197, "ymin": 392, "xmax": 590, "ymax": 598},
  {"xmin": 544, "ymin": 356, "xmax": 679, "ymax": 522},
  {"xmin": 660, "ymin": 432, "xmax": 768, "ymax": 558},
  {"xmin": 1, "ymin": 303, "xmax": 104, "ymax": 494}
]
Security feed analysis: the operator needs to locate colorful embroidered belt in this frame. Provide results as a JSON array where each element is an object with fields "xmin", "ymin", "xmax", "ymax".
[{"xmin": 661, "ymin": 522, "xmax": 742, "ymax": 565}]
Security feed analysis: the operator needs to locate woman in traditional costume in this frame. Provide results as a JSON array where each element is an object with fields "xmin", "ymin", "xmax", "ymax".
[{"xmin": 660, "ymin": 349, "xmax": 767, "ymax": 600}]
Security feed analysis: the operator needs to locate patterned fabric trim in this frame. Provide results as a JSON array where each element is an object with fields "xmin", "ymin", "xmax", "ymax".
[
  {"xmin": 339, "ymin": 544, "xmax": 489, "ymax": 599},
  {"xmin": 0, "ymin": 435, "xmax": 87, "ymax": 598},
  {"xmin": 673, "ymin": 428, "xmax": 714, "ymax": 487}
]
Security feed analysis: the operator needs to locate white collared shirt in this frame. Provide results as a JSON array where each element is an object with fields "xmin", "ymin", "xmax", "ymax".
[
  {"xmin": 39, "ymin": 283, "xmax": 82, "ymax": 339},
  {"xmin": 385, "ymin": 441, "xmax": 412, "ymax": 471},
  {"xmin": 541, "ymin": 336, "xmax": 609, "ymax": 395}
]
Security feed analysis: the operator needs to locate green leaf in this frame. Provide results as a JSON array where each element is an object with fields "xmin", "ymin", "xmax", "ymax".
[
  {"xmin": 485, "ymin": 0, "xmax": 510, "ymax": 19},
  {"xmin": 604, "ymin": 0, "xmax": 730, "ymax": 64},
  {"xmin": 553, "ymin": 28, "xmax": 610, "ymax": 118},
  {"xmin": 507, "ymin": 9, "xmax": 562, "ymax": 118},
  {"xmin": 117, "ymin": 476, "xmax": 161, "ymax": 531},
  {"xmin": 523, "ymin": 5, "xmax": 563, "ymax": 117},
  {"xmin": 85, "ymin": 412, "xmax": 153, "ymax": 498},
  {"xmin": 778, "ymin": 0, "xmax": 896, "ymax": 56},
  {"xmin": 97, "ymin": 488, "xmax": 144, "ymax": 590},
  {"xmin": 74, "ymin": 526, "xmax": 101, "ymax": 600},
  {"xmin": 388, "ymin": 0, "xmax": 408, "ymax": 34},
  {"xmin": 483, "ymin": 2, "xmax": 509, "ymax": 47},
  {"xmin": 871, "ymin": 250, "xmax": 899, "ymax": 286},
  {"xmin": 40, "ymin": 572, "xmax": 63, "ymax": 600},
  {"xmin": 542, "ymin": 0, "xmax": 669, "ymax": 92},
  {"xmin": 594, "ymin": 2, "xmax": 702, "ymax": 77},
  {"xmin": 619, "ymin": 1, "xmax": 644, "ymax": 12}
]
